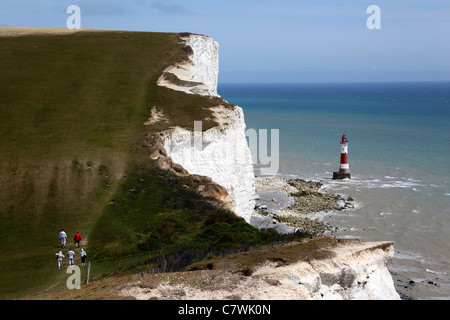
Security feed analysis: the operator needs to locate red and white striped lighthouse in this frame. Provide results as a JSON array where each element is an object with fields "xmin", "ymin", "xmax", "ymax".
[{"xmin": 333, "ymin": 134, "xmax": 351, "ymax": 179}]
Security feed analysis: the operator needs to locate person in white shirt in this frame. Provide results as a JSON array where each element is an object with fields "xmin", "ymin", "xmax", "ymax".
[
  {"xmin": 59, "ymin": 229, "xmax": 67, "ymax": 248},
  {"xmin": 67, "ymin": 249, "xmax": 75, "ymax": 266},
  {"xmin": 55, "ymin": 251, "xmax": 64, "ymax": 269},
  {"xmin": 80, "ymin": 248, "xmax": 87, "ymax": 266}
]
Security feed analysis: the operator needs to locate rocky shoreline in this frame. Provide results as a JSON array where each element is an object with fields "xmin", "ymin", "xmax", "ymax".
[{"xmin": 252, "ymin": 176, "xmax": 355, "ymax": 236}]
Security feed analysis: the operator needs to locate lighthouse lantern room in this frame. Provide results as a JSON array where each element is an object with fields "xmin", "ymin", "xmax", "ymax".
[{"xmin": 333, "ymin": 134, "xmax": 351, "ymax": 180}]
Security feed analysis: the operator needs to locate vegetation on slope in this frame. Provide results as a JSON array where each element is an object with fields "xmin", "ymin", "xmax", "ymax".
[{"xmin": 0, "ymin": 30, "xmax": 310, "ymax": 299}]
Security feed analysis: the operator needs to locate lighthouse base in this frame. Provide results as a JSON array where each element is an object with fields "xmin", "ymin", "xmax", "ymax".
[{"xmin": 333, "ymin": 170, "xmax": 351, "ymax": 180}]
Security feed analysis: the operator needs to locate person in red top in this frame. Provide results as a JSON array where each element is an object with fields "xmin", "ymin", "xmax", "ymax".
[{"xmin": 74, "ymin": 232, "xmax": 81, "ymax": 248}]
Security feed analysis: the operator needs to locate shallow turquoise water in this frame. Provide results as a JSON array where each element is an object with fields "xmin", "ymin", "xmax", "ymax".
[{"xmin": 219, "ymin": 82, "xmax": 450, "ymax": 300}]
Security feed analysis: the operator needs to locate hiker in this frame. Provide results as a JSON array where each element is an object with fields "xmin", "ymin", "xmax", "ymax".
[
  {"xmin": 74, "ymin": 232, "xmax": 81, "ymax": 248},
  {"xmin": 55, "ymin": 251, "xmax": 64, "ymax": 269},
  {"xmin": 59, "ymin": 229, "xmax": 67, "ymax": 248},
  {"xmin": 67, "ymin": 248, "xmax": 75, "ymax": 267},
  {"xmin": 80, "ymin": 248, "xmax": 87, "ymax": 266}
]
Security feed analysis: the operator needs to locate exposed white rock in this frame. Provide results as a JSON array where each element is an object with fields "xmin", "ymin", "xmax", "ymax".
[
  {"xmin": 157, "ymin": 34, "xmax": 219, "ymax": 97},
  {"xmin": 153, "ymin": 36, "xmax": 399, "ymax": 301},
  {"xmin": 118, "ymin": 240, "xmax": 401, "ymax": 300},
  {"xmin": 252, "ymin": 241, "xmax": 401, "ymax": 300},
  {"xmin": 183, "ymin": 35, "xmax": 219, "ymax": 96},
  {"xmin": 157, "ymin": 34, "xmax": 255, "ymax": 222},
  {"xmin": 163, "ymin": 105, "xmax": 256, "ymax": 223},
  {"xmin": 143, "ymin": 106, "xmax": 167, "ymax": 126}
]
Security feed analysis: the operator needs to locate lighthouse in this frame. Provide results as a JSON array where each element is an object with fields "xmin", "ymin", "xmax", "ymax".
[{"xmin": 333, "ymin": 134, "xmax": 351, "ymax": 180}]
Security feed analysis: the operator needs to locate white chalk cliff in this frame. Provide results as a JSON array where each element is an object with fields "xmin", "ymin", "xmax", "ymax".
[
  {"xmin": 157, "ymin": 34, "xmax": 219, "ymax": 97},
  {"xmin": 157, "ymin": 34, "xmax": 256, "ymax": 223},
  {"xmin": 252, "ymin": 241, "xmax": 401, "ymax": 300},
  {"xmin": 118, "ymin": 240, "xmax": 400, "ymax": 300},
  {"xmin": 153, "ymin": 34, "xmax": 400, "ymax": 300}
]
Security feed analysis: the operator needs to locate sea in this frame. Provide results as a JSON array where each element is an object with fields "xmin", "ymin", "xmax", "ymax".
[{"xmin": 219, "ymin": 82, "xmax": 450, "ymax": 300}]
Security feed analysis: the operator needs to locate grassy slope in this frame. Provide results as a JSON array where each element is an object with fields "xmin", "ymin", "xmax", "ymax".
[
  {"xmin": 0, "ymin": 31, "xmax": 218, "ymax": 299},
  {"xmin": 0, "ymin": 30, "xmax": 313, "ymax": 299},
  {"xmin": 40, "ymin": 237, "xmax": 351, "ymax": 300},
  {"xmin": 0, "ymin": 31, "xmax": 299, "ymax": 300}
]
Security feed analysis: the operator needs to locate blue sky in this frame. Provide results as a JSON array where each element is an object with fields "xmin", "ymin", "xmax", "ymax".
[{"xmin": 2, "ymin": 0, "xmax": 450, "ymax": 83}]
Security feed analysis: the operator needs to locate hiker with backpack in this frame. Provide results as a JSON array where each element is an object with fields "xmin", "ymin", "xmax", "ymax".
[{"xmin": 80, "ymin": 248, "xmax": 87, "ymax": 266}]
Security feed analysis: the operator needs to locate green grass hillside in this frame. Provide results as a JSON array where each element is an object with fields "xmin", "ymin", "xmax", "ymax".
[{"xmin": 0, "ymin": 30, "xmax": 307, "ymax": 299}]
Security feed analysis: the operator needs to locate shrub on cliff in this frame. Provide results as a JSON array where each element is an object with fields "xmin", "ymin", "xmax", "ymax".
[{"xmin": 200, "ymin": 221, "xmax": 260, "ymax": 249}]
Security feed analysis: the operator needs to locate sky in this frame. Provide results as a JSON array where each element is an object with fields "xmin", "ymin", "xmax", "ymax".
[{"xmin": 1, "ymin": 0, "xmax": 450, "ymax": 83}]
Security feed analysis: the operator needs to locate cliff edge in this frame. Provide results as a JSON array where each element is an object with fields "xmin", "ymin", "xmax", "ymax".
[
  {"xmin": 42, "ymin": 238, "xmax": 400, "ymax": 300},
  {"xmin": 118, "ymin": 239, "xmax": 400, "ymax": 300},
  {"xmin": 152, "ymin": 33, "xmax": 256, "ymax": 223},
  {"xmin": 146, "ymin": 33, "xmax": 400, "ymax": 300},
  {"xmin": 1, "ymin": 28, "xmax": 400, "ymax": 300}
]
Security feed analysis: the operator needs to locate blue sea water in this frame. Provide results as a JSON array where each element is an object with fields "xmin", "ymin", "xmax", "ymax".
[{"xmin": 219, "ymin": 82, "xmax": 450, "ymax": 300}]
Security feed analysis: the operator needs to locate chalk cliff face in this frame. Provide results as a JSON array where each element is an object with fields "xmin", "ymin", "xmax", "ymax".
[
  {"xmin": 117, "ymin": 240, "xmax": 400, "ymax": 300},
  {"xmin": 157, "ymin": 34, "xmax": 256, "ymax": 222},
  {"xmin": 183, "ymin": 35, "xmax": 219, "ymax": 96},
  {"xmin": 151, "ymin": 35, "xmax": 399, "ymax": 300},
  {"xmin": 252, "ymin": 241, "xmax": 400, "ymax": 300},
  {"xmin": 157, "ymin": 34, "xmax": 219, "ymax": 97}
]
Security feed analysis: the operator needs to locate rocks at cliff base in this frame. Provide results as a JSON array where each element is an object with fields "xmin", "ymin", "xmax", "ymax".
[
  {"xmin": 287, "ymin": 178, "xmax": 353, "ymax": 214},
  {"xmin": 253, "ymin": 176, "xmax": 355, "ymax": 236}
]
